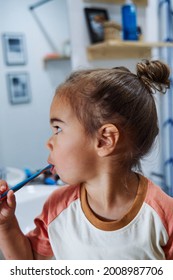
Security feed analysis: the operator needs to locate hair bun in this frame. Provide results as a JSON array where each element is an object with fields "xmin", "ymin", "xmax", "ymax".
[{"xmin": 136, "ymin": 59, "xmax": 170, "ymax": 93}]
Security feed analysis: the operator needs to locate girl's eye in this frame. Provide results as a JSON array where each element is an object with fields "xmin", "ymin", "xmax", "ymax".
[{"xmin": 54, "ymin": 126, "xmax": 62, "ymax": 134}]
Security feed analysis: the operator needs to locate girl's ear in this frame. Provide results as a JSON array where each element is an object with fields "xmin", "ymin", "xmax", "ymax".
[{"xmin": 95, "ymin": 124, "xmax": 119, "ymax": 157}]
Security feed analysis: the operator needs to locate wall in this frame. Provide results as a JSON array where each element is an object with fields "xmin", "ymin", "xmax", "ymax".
[{"xmin": 0, "ymin": 0, "xmax": 71, "ymax": 170}]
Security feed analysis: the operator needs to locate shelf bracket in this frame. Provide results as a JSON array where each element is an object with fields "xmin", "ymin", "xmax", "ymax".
[{"xmin": 29, "ymin": 0, "xmax": 58, "ymax": 52}]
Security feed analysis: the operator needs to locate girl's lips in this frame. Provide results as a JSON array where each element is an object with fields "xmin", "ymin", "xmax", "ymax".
[{"xmin": 50, "ymin": 165, "xmax": 56, "ymax": 175}]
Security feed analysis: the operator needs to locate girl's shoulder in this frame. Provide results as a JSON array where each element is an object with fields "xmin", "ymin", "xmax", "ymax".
[
  {"xmin": 144, "ymin": 178, "xmax": 173, "ymax": 260},
  {"xmin": 48, "ymin": 184, "xmax": 80, "ymax": 203},
  {"xmin": 41, "ymin": 184, "xmax": 81, "ymax": 225},
  {"xmin": 145, "ymin": 178, "xmax": 173, "ymax": 209},
  {"xmin": 144, "ymin": 177, "xmax": 173, "ymax": 228}
]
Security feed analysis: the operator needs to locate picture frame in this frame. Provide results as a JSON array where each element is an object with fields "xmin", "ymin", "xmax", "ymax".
[
  {"xmin": 84, "ymin": 8, "xmax": 109, "ymax": 43},
  {"xmin": 2, "ymin": 33, "xmax": 27, "ymax": 65},
  {"xmin": 7, "ymin": 73, "xmax": 31, "ymax": 105}
]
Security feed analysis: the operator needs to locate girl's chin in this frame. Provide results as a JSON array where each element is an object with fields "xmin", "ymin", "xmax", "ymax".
[{"xmin": 50, "ymin": 167, "xmax": 80, "ymax": 186}]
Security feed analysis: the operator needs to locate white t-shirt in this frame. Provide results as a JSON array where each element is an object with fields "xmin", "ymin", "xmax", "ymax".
[{"xmin": 27, "ymin": 175, "xmax": 173, "ymax": 259}]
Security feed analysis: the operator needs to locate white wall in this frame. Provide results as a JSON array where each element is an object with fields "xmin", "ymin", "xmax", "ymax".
[{"xmin": 0, "ymin": 0, "xmax": 71, "ymax": 170}]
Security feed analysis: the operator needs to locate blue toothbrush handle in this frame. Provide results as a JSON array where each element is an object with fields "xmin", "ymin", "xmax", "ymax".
[{"xmin": 0, "ymin": 164, "xmax": 52, "ymax": 200}]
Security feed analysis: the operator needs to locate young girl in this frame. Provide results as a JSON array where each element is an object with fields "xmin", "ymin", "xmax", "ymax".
[{"xmin": 0, "ymin": 59, "xmax": 173, "ymax": 260}]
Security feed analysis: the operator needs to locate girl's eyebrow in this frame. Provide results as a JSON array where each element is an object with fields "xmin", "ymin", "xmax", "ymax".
[{"xmin": 50, "ymin": 118, "xmax": 65, "ymax": 124}]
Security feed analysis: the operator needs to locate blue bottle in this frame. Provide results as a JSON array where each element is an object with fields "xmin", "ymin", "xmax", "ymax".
[{"xmin": 121, "ymin": 0, "xmax": 138, "ymax": 40}]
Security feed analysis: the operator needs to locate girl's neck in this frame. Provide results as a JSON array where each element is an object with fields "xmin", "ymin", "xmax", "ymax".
[{"xmin": 83, "ymin": 170, "xmax": 139, "ymax": 221}]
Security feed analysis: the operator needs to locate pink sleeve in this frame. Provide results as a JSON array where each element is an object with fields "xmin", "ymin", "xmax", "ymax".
[
  {"xmin": 26, "ymin": 184, "xmax": 80, "ymax": 257},
  {"xmin": 26, "ymin": 197, "xmax": 54, "ymax": 257},
  {"xmin": 159, "ymin": 194, "xmax": 173, "ymax": 260},
  {"xmin": 146, "ymin": 181, "xmax": 173, "ymax": 260}
]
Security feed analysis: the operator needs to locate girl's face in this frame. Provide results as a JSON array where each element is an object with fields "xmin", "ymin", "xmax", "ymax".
[{"xmin": 47, "ymin": 95, "xmax": 97, "ymax": 185}]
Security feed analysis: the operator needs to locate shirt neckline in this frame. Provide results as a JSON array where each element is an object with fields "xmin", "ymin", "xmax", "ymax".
[{"xmin": 80, "ymin": 174, "xmax": 148, "ymax": 231}]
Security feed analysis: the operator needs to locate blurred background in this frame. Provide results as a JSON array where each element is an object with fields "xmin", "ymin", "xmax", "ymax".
[{"xmin": 0, "ymin": 0, "xmax": 173, "ymax": 195}]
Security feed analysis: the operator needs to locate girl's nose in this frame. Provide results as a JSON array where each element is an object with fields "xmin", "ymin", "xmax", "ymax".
[{"xmin": 46, "ymin": 137, "xmax": 53, "ymax": 150}]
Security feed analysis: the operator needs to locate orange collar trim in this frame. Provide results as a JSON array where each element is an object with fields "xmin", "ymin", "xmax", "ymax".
[{"xmin": 80, "ymin": 175, "xmax": 148, "ymax": 231}]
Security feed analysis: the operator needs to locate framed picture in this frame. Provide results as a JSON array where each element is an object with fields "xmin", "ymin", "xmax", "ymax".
[
  {"xmin": 84, "ymin": 8, "xmax": 109, "ymax": 43},
  {"xmin": 2, "ymin": 33, "xmax": 27, "ymax": 65},
  {"xmin": 7, "ymin": 73, "xmax": 31, "ymax": 105}
]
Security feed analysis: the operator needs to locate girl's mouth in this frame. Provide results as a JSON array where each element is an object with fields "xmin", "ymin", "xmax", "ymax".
[{"xmin": 50, "ymin": 164, "xmax": 56, "ymax": 175}]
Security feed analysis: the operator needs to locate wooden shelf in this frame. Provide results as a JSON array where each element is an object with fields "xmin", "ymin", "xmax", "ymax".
[
  {"xmin": 84, "ymin": 0, "xmax": 148, "ymax": 6},
  {"xmin": 43, "ymin": 53, "xmax": 70, "ymax": 62},
  {"xmin": 87, "ymin": 40, "xmax": 173, "ymax": 60}
]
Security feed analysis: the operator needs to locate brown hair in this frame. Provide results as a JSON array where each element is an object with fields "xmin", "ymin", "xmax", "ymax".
[{"xmin": 55, "ymin": 60, "xmax": 170, "ymax": 170}]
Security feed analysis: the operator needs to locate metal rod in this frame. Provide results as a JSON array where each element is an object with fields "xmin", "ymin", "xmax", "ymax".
[
  {"xmin": 30, "ymin": 9, "xmax": 57, "ymax": 52},
  {"xmin": 29, "ymin": 0, "xmax": 54, "ymax": 10}
]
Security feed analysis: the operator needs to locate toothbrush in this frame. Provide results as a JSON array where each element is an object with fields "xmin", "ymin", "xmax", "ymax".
[{"xmin": 0, "ymin": 164, "xmax": 53, "ymax": 201}]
